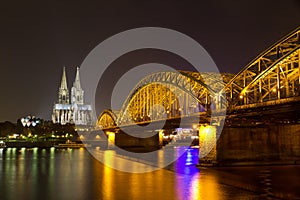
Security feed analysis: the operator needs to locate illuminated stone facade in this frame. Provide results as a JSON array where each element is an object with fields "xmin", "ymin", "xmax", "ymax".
[{"xmin": 52, "ymin": 67, "xmax": 93, "ymax": 125}]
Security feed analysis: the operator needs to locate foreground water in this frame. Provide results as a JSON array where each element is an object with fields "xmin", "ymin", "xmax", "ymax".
[{"xmin": 0, "ymin": 147, "xmax": 298, "ymax": 200}]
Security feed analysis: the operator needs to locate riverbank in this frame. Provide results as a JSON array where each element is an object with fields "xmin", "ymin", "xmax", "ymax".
[
  {"xmin": 3, "ymin": 140, "xmax": 68, "ymax": 148},
  {"xmin": 207, "ymin": 165, "xmax": 300, "ymax": 199},
  {"xmin": 197, "ymin": 160, "xmax": 300, "ymax": 167}
]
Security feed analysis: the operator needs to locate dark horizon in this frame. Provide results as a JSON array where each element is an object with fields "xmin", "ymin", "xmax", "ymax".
[{"xmin": 0, "ymin": 0, "xmax": 299, "ymax": 122}]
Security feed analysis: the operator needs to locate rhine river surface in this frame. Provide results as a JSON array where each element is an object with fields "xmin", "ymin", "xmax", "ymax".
[{"xmin": 0, "ymin": 147, "xmax": 299, "ymax": 200}]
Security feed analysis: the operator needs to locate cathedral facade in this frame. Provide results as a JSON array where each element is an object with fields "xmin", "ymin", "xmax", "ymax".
[{"xmin": 52, "ymin": 67, "xmax": 93, "ymax": 125}]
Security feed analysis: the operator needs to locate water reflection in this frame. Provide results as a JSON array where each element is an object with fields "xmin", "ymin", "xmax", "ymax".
[
  {"xmin": 174, "ymin": 147, "xmax": 220, "ymax": 200},
  {"xmin": 102, "ymin": 150, "xmax": 115, "ymax": 200},
  {"xmin": 100, "ymin": 149, "xmax": 176, "ymax": 200},
  {"xmin": 174, "ymin": 147, "xmax": 199, "ymax": 174},
  {"xmin": 0, "ymin": 147, "xmax": 258, "ymax": 200}
]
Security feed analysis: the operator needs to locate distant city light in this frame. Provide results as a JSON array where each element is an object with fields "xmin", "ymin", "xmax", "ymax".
[{"xmin": 20, "ymin": 115, "xmax": 41, "ymax": 127}]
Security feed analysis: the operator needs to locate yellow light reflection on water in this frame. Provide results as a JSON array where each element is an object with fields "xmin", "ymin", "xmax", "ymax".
[
  {"xmin": 176, "ymin": 171, "xmax": 222, "ymax": 200},
  {"xmin": 49, "ymin": 147, "xmax": 55, "ymax": 190},
  {"xmin": 12, "ymin": 148, "xmax": 16, "ymax": 156},
  {"xmin": 16, "ymin": 148, "xmax": 25, "ymax": 179},
  {"xmin": 191, "ymin": 174, "xmax": 200, "ymax": 199},
  {"xmin": 31, "ymin": 147, "xmax": 38, "ymax": 181},
  {"xmin": 77, "ymin": 148, "xmax": 85, "ymax": 190},
  {"xmin": 102, "ymin": 150, "xmax": 115, "ymax": 200},
  {"xmin": 194, "ymin": 173, "xmax": 221, "ymax": 200},
  {"xmin": 98, "ymin": 150, "xmax": 176, "ymax": 199},
  {"xmin": 129, "ymin": 170, "xmax": 168, "ymax": 199}
]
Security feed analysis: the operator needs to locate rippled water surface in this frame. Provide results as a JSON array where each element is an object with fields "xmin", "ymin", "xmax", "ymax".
[{"xmin": 0, "ymin": 147, "xmax": 261, "ymax": 200}]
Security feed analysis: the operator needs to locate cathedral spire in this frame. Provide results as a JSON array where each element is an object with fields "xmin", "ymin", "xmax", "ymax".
[
  {"xmin": 58, "ymin": 66, "xmax": 69, "ymax": 104},
  {"xmin": 71, "ymin": 67, "xmax": 84, "ymax": 105},
  {"xmin": 60, "ymin": 66, "xmax": 68, "ymax": 90},
  {"xmin": 73, "ymin": 67, "xmax": 82, "ymax": 90},
  {"xmin": 53, "ymin": 66, "xmax": 93, "ymax": 125}
]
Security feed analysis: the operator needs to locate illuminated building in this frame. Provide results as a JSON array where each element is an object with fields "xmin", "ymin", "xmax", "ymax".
[
  {"xmin": 20, "ymin": 115, "xmax": 40, "ymax": 127},
  {"xmin": 52, "ymin": 67, "xmax": 93, "ymax": 125}
]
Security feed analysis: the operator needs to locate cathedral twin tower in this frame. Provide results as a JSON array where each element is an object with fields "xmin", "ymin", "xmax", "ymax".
[{"xmin": 52, "ymin": 67, "xmax": 93, "ymax": 125}]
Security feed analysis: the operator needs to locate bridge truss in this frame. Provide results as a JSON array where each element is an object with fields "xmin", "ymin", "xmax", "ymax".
[
  {"xmin": 97, "ymin": 109, "xmax": 117, "ymax": 129},
  {"xmin": 97, "ymin": 27, "xmax": 300, "ymax": 128},
  {"xmin": 116, "ymin": 71, "xmax": 230, "ymax": 126},
  {"xmin": 225, "ymin": 27, "xmax": 300, "ymax": 108}
]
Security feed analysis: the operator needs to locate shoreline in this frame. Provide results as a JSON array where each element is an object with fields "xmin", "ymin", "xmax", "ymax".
[
  {"xmin": 2, "ymin": 144, "xmax": 300, "ymax": 168},
  {"xmin": 1, "ymin": 140, "xmax": 71, "ymax": 148},
  {"xmin": 197, "ymin": 160, "xmax": 300, "ymax": 167}
]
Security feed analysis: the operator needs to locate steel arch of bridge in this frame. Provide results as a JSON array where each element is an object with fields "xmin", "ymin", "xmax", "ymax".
[
  {"xmin": 115, "ymin": 71, "xmax": 228, "ymax": 126},
  {"xmin": 97, "ymin": 27, "xmax": 300, "ymax": 128},
  {"xmin": 225, "ymin": 27, "xmax": 300, "ymax": 107},
  {"xmin": 96, "ymin": 109, "xmax": 117, "ymax": 129}
]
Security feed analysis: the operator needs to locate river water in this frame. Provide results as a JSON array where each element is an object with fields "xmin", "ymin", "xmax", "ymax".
[{"xmin": 1, "ymin": 147, "xmax": 298, "ymax": 200}]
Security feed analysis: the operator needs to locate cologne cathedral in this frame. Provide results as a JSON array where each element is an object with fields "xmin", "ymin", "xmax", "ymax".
[{"xmin": 52, "ymin": 67, "xmax": 93, "ymax": 125}]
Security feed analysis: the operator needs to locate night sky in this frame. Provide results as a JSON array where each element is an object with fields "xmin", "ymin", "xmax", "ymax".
[{"xmin": 0, "ymin": 0, "xmax": 299, "ymax": 122}]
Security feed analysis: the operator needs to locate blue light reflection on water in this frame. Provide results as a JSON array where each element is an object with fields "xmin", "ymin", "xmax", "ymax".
[
  {"xmin": 0, "ymin": 147, "xmax": 259, "ymax": 200},
  {"xmin": 173, "ymin": 147, "xmax": 198, "ymax": 199},
  {"xmin": 173, "ymin": 147, "xmax": 201, "ymax": 199},
  {"xmin": 174, "ymin": 147, "xmax": 199, "ymax": 175},
  {"xmin": 174, "ymin": 147, "xmax": 218, "ymax": 200}
]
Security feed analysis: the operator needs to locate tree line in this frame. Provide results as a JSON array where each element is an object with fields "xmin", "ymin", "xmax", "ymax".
[{"xmin": 0, "ymin": 120, "xmax": 78, "ymax": 138}]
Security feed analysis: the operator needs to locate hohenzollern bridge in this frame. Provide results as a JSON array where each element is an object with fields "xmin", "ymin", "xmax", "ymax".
[
  {"xmin": 90, "ymin": 27, "xmax": 300, "ymax": 162},
  {"xmin": 97, "ymin": 27, "xmax": 300, "ymax": 128}
]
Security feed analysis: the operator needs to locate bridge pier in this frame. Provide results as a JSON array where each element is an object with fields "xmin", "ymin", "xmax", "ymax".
[
  {"xmin": 107, "ymin": 131, "xmax": 116, "ymax": 149},
  {"xmin": 198, "ymin": 125, "xmax": 218, "ymax": 165},
  {"xmin": 217, "ymin": 123, "xmax": 300, "ymax": 164},
  {"xmin": 113, "ymin": 129, "xmax": 162, "ymax": 152}
]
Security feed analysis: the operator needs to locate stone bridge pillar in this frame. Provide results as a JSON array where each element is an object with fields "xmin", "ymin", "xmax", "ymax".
[
  {"xmin": 198, "ymin": 125, "xmax": 217, "ymax": 165},
  {"xmin": 107, "ymin": 131, "xmax": 116, "ymax": 149}
]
